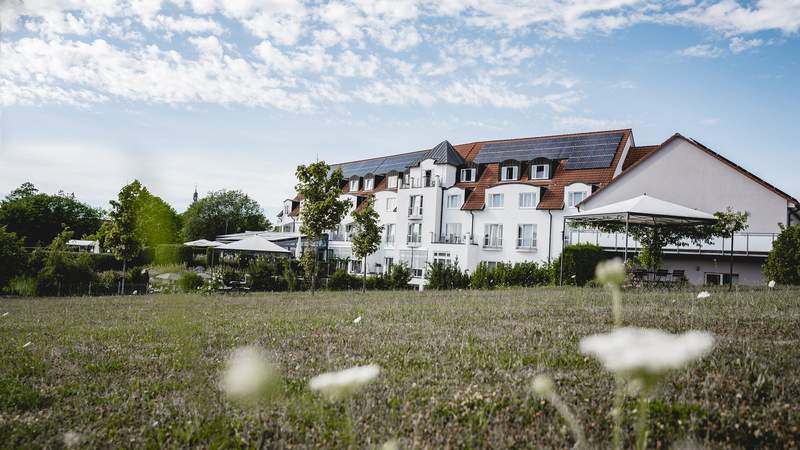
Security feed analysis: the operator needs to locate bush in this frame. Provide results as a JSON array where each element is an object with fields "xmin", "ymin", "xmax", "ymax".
[
  {"xmin": 177, "ymin": 272, "xmax": 204, "ymax": 292},
  {"xmin": 470, "ymin": 262, "xmax": 493, "ymax": 289},
  {"xmin": 365, "ymin": 274, "xmax": 388, "ymax": 290},
  {"xmin": 6, "ymin": 276, "xmax": 36, "ymax": 297},
  {"xmin": 247, "ymin": 258, "xmax": 284, "ymax": 291},
  {"xmin": 427, "ymin": 260, "xmax": 470, "ymax": 290},
  {"xmin": 0, "ymin": 226, "xmax": 27, "ymax": 291},
  {"xmin": 92, "ymin": 268, "xmax": 149, "ymax": 295},
  {"xmin": 328, "ymin": 268, "xmax": 359, "ymax": 290},
  {"xmin": 282, "ymin": 259, "xmax": 299, "ymax": 292},
  {"xmin": 552, "ymin": 244, "xmax": 608, "ymax": 286},
  {"xmin": 387, "ymin": 263, "xmax": 412, "ymax": 290},
  {"xmin": 35, "ymin": 247, "xmax": 95, "ymax": 296},
  {"xmin": 763, "ymin": 224, "xmax": 800, "ymax": 285},
  {"xmin": 154, "ymin": 244, "xmax": 194, "ymax": 266}
]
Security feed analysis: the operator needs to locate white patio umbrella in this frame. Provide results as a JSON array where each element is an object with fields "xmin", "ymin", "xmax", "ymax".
[
  {"xmin": 183, "ymin": 239, "xmax": 223, "ymax": 248},
  {"xmin": 214, "ymin": 235, "xmax": 291, "ymax": 254}
]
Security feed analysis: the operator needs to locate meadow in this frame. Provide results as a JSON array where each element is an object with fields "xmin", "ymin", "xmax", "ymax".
[{"xmin": 1, "ymin": 288, "xmax": 798, "ymax": 449}]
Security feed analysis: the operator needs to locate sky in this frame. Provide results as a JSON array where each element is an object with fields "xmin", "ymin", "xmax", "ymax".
[{"xmin": 1, "ymin": 0, "xmax": 799, "ymax": 220}]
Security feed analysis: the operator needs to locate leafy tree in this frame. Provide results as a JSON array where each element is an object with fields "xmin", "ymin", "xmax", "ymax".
[
  {"xmin": 713, "ymin": 208, "xmax": 750, "ymax": 288},
  {"xmin": 105, "ymin": 182, "xmax": 143, "ymax": 293},
  {"xmin": 387, "ymin": 263, "xmax": 412, "ymax": 290},
  {"xmin": 0, "ymin": 182, "xmax": 103, "ymax": 246},
  {"xmin": 181, "ymin": 189, "xmax": 269, "ymax": 241},
  {"xmin": 294, "ymin": 161, "xmax": 350, "ymax": 293},
  {"xmin": 351, "ymin": 197, "xmax": 383, "ymax": 292},
  {"xmin": 0, "ymin": 226, "xmax": 27, "ymax": 291},
  {"xmin": 763, "ymin": 224, "xmax": 800, "ymax": 285},
  {"xmin": 36, "ymin": 229, "xmax": 94, "ymax": 296}
]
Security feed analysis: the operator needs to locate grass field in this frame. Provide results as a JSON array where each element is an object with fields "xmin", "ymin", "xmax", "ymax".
[{"xmin": 1, "ymin": 288, "xmax": 799, "ymax": 449}]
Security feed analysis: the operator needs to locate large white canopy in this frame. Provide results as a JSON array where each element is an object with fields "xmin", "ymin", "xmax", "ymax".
[
  {"xmin": 215, "ymin": 235, "xmax": 291, "ymax": 254},
  {"xmin": 567, "ymin": 194, "xmax": 717, "ymax": 226},
  {"xmin": 183, "ymin": 239, "xmax": 223, "ymax": 248}
]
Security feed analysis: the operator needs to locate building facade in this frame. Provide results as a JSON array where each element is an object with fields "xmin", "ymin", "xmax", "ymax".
[{"xmin": 276, "ymin": 130, "xmax": 799, "ymax": 286}]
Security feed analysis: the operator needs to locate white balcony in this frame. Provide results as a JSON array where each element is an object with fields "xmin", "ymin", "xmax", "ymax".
[{"xmin": 567, "ymin": 230, "xmax": 778, "ymax": 257}]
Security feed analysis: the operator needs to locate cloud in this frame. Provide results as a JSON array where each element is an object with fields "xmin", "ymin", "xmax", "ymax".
[
  {"xmin": 729, "ymin": 36, "xmax": 765, "ymax": 53},
  {"xmin": 678, "ymin": 43, "xmax": 725, "ymax": 58},
  {"xmin": 552, "ymin": 115, "xmax": 627, "ymax": 131}
]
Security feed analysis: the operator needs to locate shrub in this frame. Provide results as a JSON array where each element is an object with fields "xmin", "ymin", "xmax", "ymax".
[
  {"xmin": 470, "ymin": 262, "xmax": 493, "ymax": 289},
  {"xmin": 6, "ymin": 276, "xmax": 36, "ymax": 297},
  {"xmin": 427, "ymin": 260, "xmax": 470, "ymax": 290},
  {"xmin": 328, "ymin": 268, "xmax": 358, "ymax": 290},
  {"xmin": 552, "ymin": 244, "xmax": 608, "ymax": 286},
  {"xmin": 35, "ymin": 233, "xmax": 95, "ymax": 296},
  {"xmin": 177, "ymin": 272, "xmax": 204, "ymax": 292},
  {"xmin": 154, "ymin": 244, "xmax": 194, "ymax": 266},
  {"xmin": 763, "ymin": 224, "xmax": 800, "ymax": 285},
  {"xmin": 365, "ymin": 274, "xmax": 388, "ymax": 290},
  {"xmin": 387, "ymin": 263, "xmax": 412, "ymax": 290},
  {"xmin": 0, "ymin": 226, "xmax": 27, "ymax": 291},
  {"xmin": 282, "ymin": 259, "xmax": 299, "ymax": 292},
  {"xmin": 247, "ymin": 258, "xmax": 284, "ymax": 291}
]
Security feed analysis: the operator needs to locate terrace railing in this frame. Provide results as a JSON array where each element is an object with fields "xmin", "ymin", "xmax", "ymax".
[{"xmin": 567, "ymin": 230, "xmax": 778, "ymax": 257}]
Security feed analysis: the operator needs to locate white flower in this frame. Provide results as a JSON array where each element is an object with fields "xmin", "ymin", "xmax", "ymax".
[
  {"xmin": 381, "ymin": 440, "xmax": 400, "ymax": 450},
  {"xmin": 353, "ymin": 316, "xmax": 362, "ymax": 324},
  {"xmin": 531, "ymin": 374, "xmax": 555, "ymax": 396},
  {"xmin": 768, "ymin": 280, "xmax": 776, "ymax": 288},
  {"xmin": 22, "ymin": 341, "xmax": 32, "ymax": 348},
  {"xmin": 220, "ymin": 346, "xmax": 277, "ymax": 401},
  {"xmin": 63, "ymin": 431, "xmax": 83, "ymax": 448},
  {"xmin": 580, "ymin": 328, "xmax": 714, "ymax": 381},
  {"xmin": 595, "ymin": 258, "xmax": 626, "ymax": 287},
  {"xmin": 309, "ymin": 364, "xmax": 381, "ymax": 401},
  {"xmin": 696, "ymin": 291, "xmax": 711, "ymax": 299},
  {"xmin": 2, "ymin": 312, "xmax": 8, "ymax": 318}
]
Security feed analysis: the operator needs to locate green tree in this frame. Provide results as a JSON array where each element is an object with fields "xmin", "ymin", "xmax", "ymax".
[
  {"xmin": 713, "ymin": 208, "xmax": 750, "ymax": 289},
  {"xmin": 181, "ymin": 189, "xmax": 269, "ymax": 241},
  {"xmin": 135, "ymin": 191, "xmax": 181, "ymax": 247},
  {"xmin": 0, "ymin": 182, "xmax": 103, "ymax": 246},
  {"xmin": 0, "ymin": 226, "xmax": 27, "ymax": 291},
  {"xmin": 763, "ymin": 224, "xmax": 800, "ymax": 285},
  {"xmin": 351, "ymin": 197, "xmax": 383, "ymax": 292},
  {"xmin": 106, "ymin": 182, "xmax": 143, "ymax": 293},
  {"xmin": 294, "ymin": 161, "xmax": 350, "ymax": 293}
]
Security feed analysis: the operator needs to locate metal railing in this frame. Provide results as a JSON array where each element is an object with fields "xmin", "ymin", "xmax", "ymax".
[
  {"xmin": 516, "ymin": 238, "xmax": 537, "ymax": 250},
  {"xmin": 483, "ymin": 237, "xmax": 503, "ymax": 248},
  {"xmin": 431, "ymin": 234, "xmax": 469, "ymax": 244},
  {"xmin": 567, "ymin": 230, "xmax": 778, "ymax": 256},
  {"xmin": 407, "ymin": 234, "xmax": 422, "ymax": 245},
  {"xmin": 328, "ymin": 233, "xmax": 352, "ymax": 242}
]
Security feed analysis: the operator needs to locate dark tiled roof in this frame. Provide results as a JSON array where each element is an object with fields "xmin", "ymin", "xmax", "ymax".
[
  {"xmin": 623, "ymin": 146, "xmax": 658, "ymax": 171},
  {"xmin": 424, "ymin": 140, "xmax": 465, "ymax": 166}
]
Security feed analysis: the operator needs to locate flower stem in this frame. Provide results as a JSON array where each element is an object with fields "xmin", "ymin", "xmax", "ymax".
[
  {"xmin": 635, "ymin": 394, "xmax": 651, "ymax": 450},
  {"xmin": 546, "ymin": 391, "xmax": 587, "ymax": 449},
  {"xmin": 611, "ymin": 286, "xmax": 623, "ymax": 327},
  {"xmin": 612, "ymin": 376, "xmax": 625, "ymax": 450}
]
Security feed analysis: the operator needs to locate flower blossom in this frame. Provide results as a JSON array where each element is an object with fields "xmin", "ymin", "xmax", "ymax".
[
  {"xmin": 768, "ymin": 280, "xmax": 776, "ymax": 288},
  {"xmin": 596, "ymin": 258, "xmax": 626, "ymax": 287},
  {"xmin": 309, "ymin": 364, "xmax": 380, "ymax": 401},
  {"xmin": 220, "ymin": 346, "xmax": 278, "ymax": 402},
  {"xmin": 696, "ymin": 291, "xmax": 711, "ymax": 299},
  {"xmin": 353, "ymin": 316, "xmax": 362, "ymax": 324}
]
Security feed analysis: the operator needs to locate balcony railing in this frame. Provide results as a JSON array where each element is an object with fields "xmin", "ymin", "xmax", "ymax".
[
  {"xmin": 431, "ymin": 234, "xmax": 468, "ymax": 244},
  {"xmin": 407, "ymin": 234, "xmax": 422, "ymax": 245},
  {"xmin": 408, "ymin": 207, "xmax": 423, "ymax": 218},
  {"xmin": 328, "ymin": 233, "xmax": 352, "ymax": 242},
  {"xmin": 483, "ymin": 237, "xmax": 503, "ymax": 248},
  {"xmin": 516, "ymin": 238, "xmax": 537, "ymax": 250},
  {"xmin": 567, "ymin": 230, "xmax": 778, "ymax": 256}
]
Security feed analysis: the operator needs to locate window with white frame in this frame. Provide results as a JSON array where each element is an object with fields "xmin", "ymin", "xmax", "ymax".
[
  {"xmin": 387, "ymin": 175, "xmax": 398, "ymax": 189},
  {"xmin": 284, "ymin": 203, "xmax": 292, "ymax": 215},
  {"xmin": 447, "ymin": 194, "xmax": 462, "ymax": 209},
  {"xmin": 433, "ymin": 251, "xmax": 451, "ymax": 265},
  {"xmin": 567, "ymin": 191, "xmax": 587, "ymax": 207},
  {"xmin": 409, "ymin": 195, "xmax": 423, "ymax": 216},
  {"xmin": 501, "ymin": 165, "xmax": 519, "ymax": 181},
  {"xmin": 487, "ymin": 193, "xmax": 504, "ymax": 208},
  {"xmin": 402, "ymin": 172, "xmax": 410, "ymax": 186},
  {"xmin": 460, "ymin": 168, "xmax": 476, "ymax": 182},
  {"xmin": 484, "ymin": 224, "xmax": 503, "ymax": 247},
  {"xmin": 363, "ymin": 177, "xmax": 374, "ymax": 190},
  {"xmin": 385, "ymin": 224, "xmax": 395, "ymax": 245},
  {"xmin": 531, "ymin": 164, "xmax": 549, "ymax": 180},
  {"xmin": 517, "ymin": 224, "xmax": 537, "ymax": 249},
  {"xmin": 386, "ymin": 197, "xmax": 397, "ymax": 212},
  {"xmin": 349, "ymin": 178, "xmax": 360, "ymax": 191},
  {"xmin": 518, "ymin": 192, "xmax": 536, "ymax": 209},
  {"xmin": 483, "ymin": 261, "xmax": 499, "ymax": 270},
  {"xmin": 444, "ymin": 223, "xmax": 462, "ymax": 242},
  {"xmin": 407, "ymin": 223, "xmax": 422, "ymax": 244},
  {"xmin": 384, "ymin": 257, "xmax": 394, "ymax": 273}
]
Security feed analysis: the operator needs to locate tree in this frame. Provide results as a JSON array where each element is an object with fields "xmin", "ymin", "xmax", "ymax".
[
  {"xmin": 294, "ymin": 161, "xmax": 350, "ymax": 293},
  {"xmin": 351, "ymin": 197, "xmax": 383, "ymax": 292},
  {"xmin": 106, "ymin": 182, "xmax": 143, "ymax": 293},
  {"xmin": 135, "ymin": 191, "xmax": 181, "ymax": 247},
  {"xmin": 0, "ymin": 182, "xmax": 103, "ymax": 246},
  {"xmin": 181, "ymin": 189, "xmax": 269, "ymax": 241},
  {"xmin": 763, "ymin": 224, "xmax": 800, "ymax": 285},
  {"xmin": 0, "ymin": 226, "xmax": 27, "ymax": 291},
  {"xmin": 713, "ymin": 208, "xmax": 750, "ymax": 289}
]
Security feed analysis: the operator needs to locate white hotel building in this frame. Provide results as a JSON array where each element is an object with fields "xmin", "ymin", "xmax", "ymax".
[{"xmin": 276, "ymin": 130, "xmax": 799, "ymax": 286}]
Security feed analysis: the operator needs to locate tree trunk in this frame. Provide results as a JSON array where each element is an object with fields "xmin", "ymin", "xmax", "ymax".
[
  {"xmin": 362, "ymin": 256, "xmax": 367, "ymax": 293},
  {"xmin": 729, "ymin": 234, "xmax": 735, "ymax": 291},
  {"xmin": 121, "ymin": 258, "xmax": 127, "ymax": 295},
  {"xmin": 311, "ymin": 240, "xmax": 318, "ymax": 295}
]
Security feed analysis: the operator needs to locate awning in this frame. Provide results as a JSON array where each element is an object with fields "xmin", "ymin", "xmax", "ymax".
[
  {"xmin": 567, "ymin": 194, "xmax": 717, "ymax": 226},
  {"xmin": 215, "ymin": 235, "xmax": 291, "ymax": 254}
]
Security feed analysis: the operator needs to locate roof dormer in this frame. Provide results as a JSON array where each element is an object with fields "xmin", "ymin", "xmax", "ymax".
[{"xmin": 500, "ymin": 159, "xmax": 521, "ymax": 182}]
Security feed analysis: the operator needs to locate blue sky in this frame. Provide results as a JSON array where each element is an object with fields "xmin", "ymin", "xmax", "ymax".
[{"xmin": 1, "ymin": 0, "xmax": 799, "ymax": 219}]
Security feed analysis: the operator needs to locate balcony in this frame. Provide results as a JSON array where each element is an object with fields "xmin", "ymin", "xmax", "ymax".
[
  {"xmin": 483, "ymin": 237, "xmax": 503, "ymax": 249},
  {"xmin": 431, "ymin": 234, "xmax": 469, "ymax": 244},
  {"xmin": 406, "ymin": 234, "xmax": 422, "ymax": 246},
  {"xmin": 567, "ymin": 230, "xmax": 778, "ymax": 257},
  {"xmin": 516, "ymin": 238, "xmax": 537, "ymax": 252},
  {"xmin": 408, "ymin": 207, "xmax": 423, "ymax": 219},
  {"xmin": 328, "ymin": 233, "xmax": 352, "ymax": 242}
]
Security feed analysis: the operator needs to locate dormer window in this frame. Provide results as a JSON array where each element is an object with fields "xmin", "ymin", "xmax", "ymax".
[
  {"xmin": 460, "ymin": 168, "xmax": 476, "ymax": 182},
  {"xmin": 501, "ymin": 165, "xmax": 519, "ymax": 181},
  {"xmin": 364, "ymin": 177, "xmax": 374, "ymax": 191},
  {"xmin": 568, "ymin": 191, "xmax": 587, "ymax": 207},
  {"xmin": 387, "ymin": 175, "xmax": 398, "ymax": 188},
  {"xmin": 284, "ymin": 203, "xmax": 292, "ymax": 215},
  {"xmin": 349, "ymin": 178, "xmax": 360, "ymax": 192},
  {"xmin": 531, "ymin": 164, "xmax": 550, "ymax": 180}
]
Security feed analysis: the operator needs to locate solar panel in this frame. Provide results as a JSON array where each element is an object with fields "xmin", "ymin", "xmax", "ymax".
[
  {"xmin": 333, "ymin": 150, "xmax": 429, "ymax": 178},
  {"xmin": 474, "ymin": 132, "xmax": 623, "ymax": 169}
]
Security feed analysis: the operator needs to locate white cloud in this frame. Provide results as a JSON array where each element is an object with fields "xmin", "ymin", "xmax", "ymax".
[
  {"xmin": 729, "ymin": 36, "xmax": 765, "ymax": 53},
  {"xmin": 553, "ymin": 115, "xmax": 627, "ymax": 131},
  {"xmin": 678, "ymin": 43, "xmax": 724, "ymax": 58}
]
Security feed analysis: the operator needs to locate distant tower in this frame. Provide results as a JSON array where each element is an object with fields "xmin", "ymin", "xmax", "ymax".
[{"xmin": 192, "ymin": 185, "xmax": 198, "ymax": 203}]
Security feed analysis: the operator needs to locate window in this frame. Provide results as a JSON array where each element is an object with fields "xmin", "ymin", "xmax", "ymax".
[
  {"xmin": 407, "ymin": 223, "xmax": 422, "ymax": 244},
  {"xmin": 387, "ymin": 175, "xmax": 398, "ymax": 189},
  {"xmin": 483, "ymin": 261, "xmax": 499, "ymax": 270},
  {"xmin": 386, "ymin": 197, "xmax": 397, "ymax": 212},
  {"xmin": 384, "ymin": 257, "xmax": 394, "ymax": 274},
  {"xmin": 284, "ymin": 203, "xmax": 292, "ymax": 215},
  {"xmin": 501, "ymin": 165, "xmax": 519, "ymax": 181},
  {"xmin": 442, "ymin": 223, "xmax": 462, "ymax": 243},
  {"xmin": 567, "ymin": 191, "xmax": 587, "ymax": 207},
  {"xmin": 519, "ymin": 192, "xmax": 536, "ymax": 209},
  {"xmin": 705, "ymin": 273, "xmax": 739, "ymax": 286},
  {"xmin": 531, "ymin": 164, "xmax": 549, "ymax": 180},
  {"xmin": 517, "ymin": 224, "xmax": 537, "ymax": 249},
  {"xmin": 433, "ymin": 251, "xmax": 451, "ymax": 265},
  {"xmin": 483, "ymin": 224, "xmax": 503, "ymax": 248},
  {"xmin": 423, "ymin": 170, "xmax": 433, "ymax": 187},
  {"xmin": 409, "ymin": 195, "xmax": 423, "ymax": 216},
  {"xmin": 447, "ymin": 194, "xmax": 462, "ymax": 209},
  {"xmin": 385, "ymin": 224, "xmax": 395, "ymax": 245},
  {"xmin": 349, "ymin": 178, "xmax": 360, "ymax": 191},
  {"xmin": 402, "ymin": 172, "xmax": 410, "ymax": 186},
  {"xmin": 487, "ymin": 193, "xmax": 504, "ymax": 208},
  {"xmin": 460, "ymin": 168, "xmax": 476, "ymax": 182},
  {"xmin": 363, "ymin": 177, "xmax": 374, "ymax": 190}
]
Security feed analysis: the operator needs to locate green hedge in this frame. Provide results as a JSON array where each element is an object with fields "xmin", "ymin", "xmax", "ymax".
[
  {"xmin": 551, "ymin": 244, "xmax": 608, "ymax": 286},
  {"xmin": 154, "ymin": 244, "xmax": 194, "ymax": 266}
]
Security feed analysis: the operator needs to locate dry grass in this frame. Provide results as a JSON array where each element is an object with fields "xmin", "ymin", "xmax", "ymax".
[{"xmin": 1, "ymin": 287, "xmax": 799, "ymax": 449}]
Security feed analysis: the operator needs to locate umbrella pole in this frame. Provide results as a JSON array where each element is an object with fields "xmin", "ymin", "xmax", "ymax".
[
  {"xmin": 624, "ymin": 213, "xmax": 630, "ymax": 263},
  {"xmin": 559, "ymin": 217, "xmax": 566, "ymax": 286},
  {"xmin": 729, "ymin": 234, "xmax": 734, "ymax": 291}
]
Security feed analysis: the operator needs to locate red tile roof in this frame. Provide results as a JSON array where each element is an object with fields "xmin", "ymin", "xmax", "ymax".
[{"xmin": 622, "ymin": 146, "xmax": 658, "ymax": 171}]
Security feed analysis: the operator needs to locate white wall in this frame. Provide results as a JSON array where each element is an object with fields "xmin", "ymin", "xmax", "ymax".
[{"xmin": 581, "ymin": 138, "xmax": 789, "ymax": 232}]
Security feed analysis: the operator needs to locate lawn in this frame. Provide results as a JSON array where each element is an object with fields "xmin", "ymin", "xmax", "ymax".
[{"xmin": 1, "ymin": 288, "xmax": 799, "ymax": 449}]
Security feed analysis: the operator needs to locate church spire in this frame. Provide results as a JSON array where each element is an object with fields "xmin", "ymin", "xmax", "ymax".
[{"xmin": 193, "ymin": 185, "xmax": 198, "ymax": 203}]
